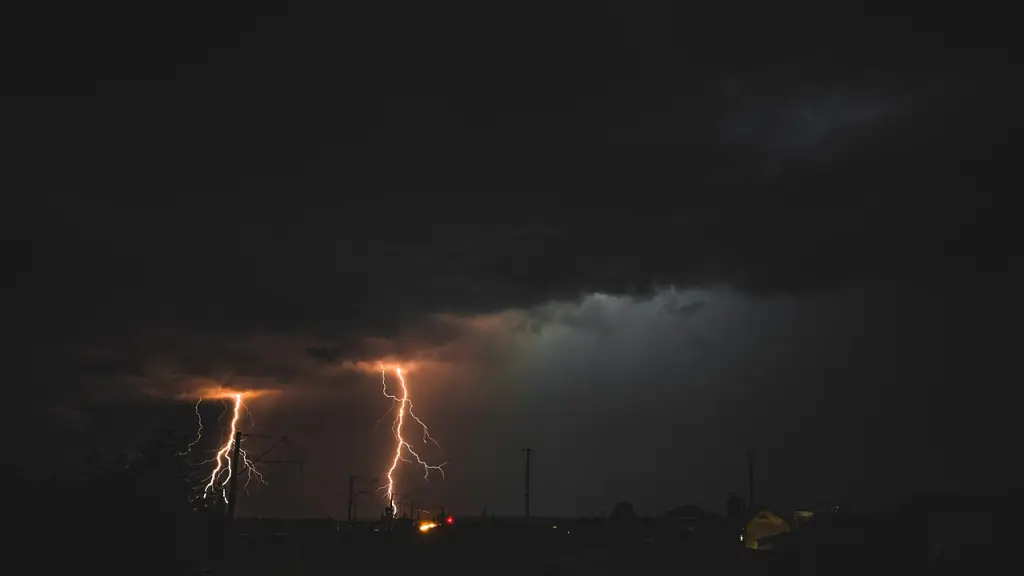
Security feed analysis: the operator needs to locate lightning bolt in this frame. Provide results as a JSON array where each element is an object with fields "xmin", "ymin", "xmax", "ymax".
[
  {"xmin": 179, "ymin": 399, "xmax": 205, "ymax": 456},
  {"xmin": 379, "ymin": 365, "xmax": 445, "ymax": 510},
  {"xmin": 184, "ymin": 392, "xmax": 266, "ymax": 503}
]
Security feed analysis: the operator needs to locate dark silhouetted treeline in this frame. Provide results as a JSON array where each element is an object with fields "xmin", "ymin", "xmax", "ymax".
[{"xmin": 18, "ymin": 429, "xmax": 217, "ymax": 573}]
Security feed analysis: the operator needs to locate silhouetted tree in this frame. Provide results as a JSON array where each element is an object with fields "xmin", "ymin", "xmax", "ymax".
[
  {"xmin": 610, "ymin": 501, "xmax": 636, "ymax": 521},
  {"xmin": 52, "ymin": 429, "xmax": 208, "ymax": 573}
]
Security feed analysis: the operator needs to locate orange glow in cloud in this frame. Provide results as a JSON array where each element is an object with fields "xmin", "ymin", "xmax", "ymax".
[
  {"xmin": 341, "ymin": 358, "xmax": 437, "ymax": 376},
  {"xmin": 189, "ymin": 386, "xmax": 279, "ymax": 401}
]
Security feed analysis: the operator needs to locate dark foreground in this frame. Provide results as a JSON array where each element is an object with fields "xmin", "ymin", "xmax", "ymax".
[
  {"xmin": 201, "ymin": 518, "xmax": 972, "ymax": 576},
  {"xmin": 227, "ymin": 523, "xmax": 697, "ymax": 576}
]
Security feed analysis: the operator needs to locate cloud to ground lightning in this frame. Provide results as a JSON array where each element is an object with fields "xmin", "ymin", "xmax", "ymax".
[
  {"xmin": 378, "ymin": 365, "xmax": 445, "ymax": 511},
  {"xmin": 181, "ymin": 391, "xmax": 267, "ymax": 503}
]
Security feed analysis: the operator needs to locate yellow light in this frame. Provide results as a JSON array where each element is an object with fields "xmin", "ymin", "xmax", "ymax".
[{"xmin": 418, "ymin": 522, "xmax": 437, "ymax": 532}]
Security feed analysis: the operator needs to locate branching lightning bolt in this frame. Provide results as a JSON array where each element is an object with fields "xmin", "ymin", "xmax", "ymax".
[
  {"xmin": 378, "ymin": 365, "xmax": 445, "ymax": 507},
  {"xmin": 179, "ymin": 399, "xmax": 205, "ymax": 456},
  {"xmin": 183, "ymin": 393, "xmax": 266, "ymax": 503}
]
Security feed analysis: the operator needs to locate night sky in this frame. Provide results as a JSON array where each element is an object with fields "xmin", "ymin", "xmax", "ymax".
[{"xmin": 18, "ymin": 4, "xmax": 1002, "ymax": 518}]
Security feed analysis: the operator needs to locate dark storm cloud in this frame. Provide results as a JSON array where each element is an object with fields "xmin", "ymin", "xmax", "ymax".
[
  {"xmin": 69, "ymin": 332, "xmax": 336, "ymax": 403},
  {"xmin": 20, "ymin": 4, "xmax": 995, "ymax": 412}
]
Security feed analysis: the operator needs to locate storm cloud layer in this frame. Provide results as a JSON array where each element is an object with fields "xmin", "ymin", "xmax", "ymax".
[
  {"xmin": 23, "ymin": 4, "xmax": 995, "ymax": 338},
  {"xmin": 17, "ymin": 3, "xmax": 1000, "ymax": 514}
]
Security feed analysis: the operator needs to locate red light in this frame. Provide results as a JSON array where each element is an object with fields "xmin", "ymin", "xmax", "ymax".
[{"xmin": 445, "ymin": 515, "xmax": 454, "ymax": 525}]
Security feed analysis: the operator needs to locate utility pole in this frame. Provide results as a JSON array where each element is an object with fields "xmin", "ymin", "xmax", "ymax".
[
  {"xmin": 213, "ymin": 432, "xmax": 300, "ymax": 569},
  {"xmin": 388, "ymin": 493, "xmax": 395, "ymax": 529},
  {"xmin": 346, "ymin": 476, "xmax": 378, "ymax": 524},
  {"xmin": 522, "ymin": 448, "xmax": 532, "ymax": 522},
  {"xmin": 225, "ymin": 430, "xmax": 243, "ymax": 521},
  {"xmin": 216, "ymin": 430, "xmax": 243, "ymax": 568},
  {"xmin": 226, "ymin": 434, "xmax": 301, "ymax": 523},
  {"xmin": 746, "ymin": 449, "xmax": 755, "ymax": 511},
  {"xmin": 347, "ymin": 475, "xmax": 355, "ymax": 524}
]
